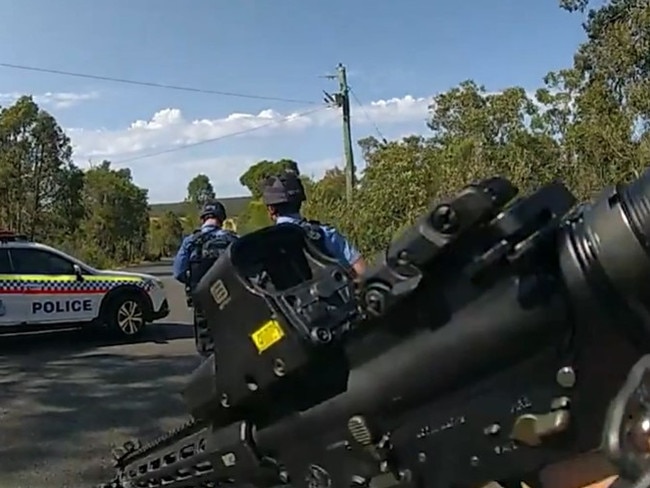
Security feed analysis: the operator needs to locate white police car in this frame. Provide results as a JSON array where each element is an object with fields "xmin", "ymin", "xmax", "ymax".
[{"xmin": 0, "ymin": 231, "xmax": 169, "ymax": 338}]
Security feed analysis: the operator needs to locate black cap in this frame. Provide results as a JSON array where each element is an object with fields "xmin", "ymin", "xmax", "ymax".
[
  {"xmin": 261, "ymin": 171, "xmax": 306, "ymax": 205},
  {"xmin": 200, "ymin": 201, "xmax": 227, "ymax": 221}
]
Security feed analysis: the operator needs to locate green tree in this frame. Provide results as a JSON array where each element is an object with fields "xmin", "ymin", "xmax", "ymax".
[
  {"xmin": 302, "ymin": 167, "xmax": 348, "ymax": 234},
  {"xmin": 186, "ymin": 174, "xmax": 216, "ymax": 207},
  {"xmin": 183, "ymin": 174, "xmax": 217, "ymax": 230},
  {"xmin": 147, "ymin": 219, "xmax": 164, "ymax": 259},
  {"xmin": 50, "ymin": 164, "xmax": 86, "ymax": 242},
  {"xmin": 0, "ymin": 96, "xmax": 153, "ymax": 268},
  {"xmin": 239, "ymin": 158, "xmax": 299, "ymax": 199},
  {"xmin": 300, "ymin": 0, "xmax": 650, "ymax": 257},
  {"xmin": 345, "ymin": 136, "xmax": 442, "ymax": 254},
  {"xmin": 79, "ymin": 161, "xmax": 150, "ymax": 267},
  {"xmin": 148, "ymin": 211, "xmax": 183, "ymax": 258},
  {"xmin": 328, "ymin": 83, "xmax": 564, "ymax": 256},
  {"xmin": 310, "ymin": 167, "xmax": 346, "ymax": 203},
  {"xmin": 0, "ymin": 96, "xmax": 79, "ymax": 240},
  {"xmin": 158, "ymin": 210, "xmax": 184, "ymax": 255},
  {"xmin": 237, "ymin": 201, "xmax": 272, "ymax": 234},
  {"xmin": 235, "ymin": 158, "xmax": 300, "ymax": 233},
  {"xmin": 555, "ymin": 0, "xmax": 649, "ymax": 190}
]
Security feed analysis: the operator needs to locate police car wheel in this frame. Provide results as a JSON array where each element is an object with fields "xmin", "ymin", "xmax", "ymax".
[{"xmin": 109, "ymin": 296, "xmax": 146, "ymax": 336}]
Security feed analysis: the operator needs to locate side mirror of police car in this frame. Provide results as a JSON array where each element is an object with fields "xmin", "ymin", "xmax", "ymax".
[{"xmin": 73, "ymin": 264, "xmax": 84, "ymax": 281}]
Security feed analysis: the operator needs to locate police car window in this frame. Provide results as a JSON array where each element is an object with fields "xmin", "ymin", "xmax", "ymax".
[
  {"xmin": 10, "ymin": 249, "xmax": 76, "ymax": 275},
  {"xmin": 0, "ymin": 249, "xmax": 11, "ymax": 273}
]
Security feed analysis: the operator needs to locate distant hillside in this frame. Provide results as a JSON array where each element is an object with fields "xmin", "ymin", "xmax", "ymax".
[{"xmin": 149, "ymin": 196, "xmax": 252, "ymax": 218}]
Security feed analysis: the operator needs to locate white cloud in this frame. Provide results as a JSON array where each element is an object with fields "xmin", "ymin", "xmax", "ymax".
[
  {"xmin": 68, "ymin": 88, "xmax": 563, "ymax": 202},
  {"xmin": 357, "ymin": 95, "xmax": 430, "ymax": 124},
  {"xmin": 70, "ymin": 106, "xmax": 321, "ymax": 161},
  {"xmin": 0, "ymin": 91, "xmax": 100, "ymax": 109},
  {"xmin": 56, "ymin": 92, "xmax": 432, "ymax": 202},
  {"xmin": 68, "ymin": 94, "xmax": 432, "ymax": 162}
]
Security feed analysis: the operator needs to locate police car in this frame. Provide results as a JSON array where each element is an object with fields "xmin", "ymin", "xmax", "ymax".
[{"xmin": 0, "ymin": 231, "xmax": 169, "ymax": 338}]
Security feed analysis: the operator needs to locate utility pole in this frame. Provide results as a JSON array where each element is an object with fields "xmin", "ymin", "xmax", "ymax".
[{"xmin": 323, "ymin": 63, "xmax": 355, "ymax": 204}]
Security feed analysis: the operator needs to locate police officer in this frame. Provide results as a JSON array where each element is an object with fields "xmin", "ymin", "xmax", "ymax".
[
  {"xmin": 261, "ymin": 170, "xmax": 367, "ymax": 277},
  {"xmin": 173, "ymin": 200, "xmax": 238, "ymax": 357}
]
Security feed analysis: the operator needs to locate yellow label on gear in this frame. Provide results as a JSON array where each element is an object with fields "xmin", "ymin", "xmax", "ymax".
[{"xmin": 251, "ymin": 319, "xmax": 285, "ymax": 354}]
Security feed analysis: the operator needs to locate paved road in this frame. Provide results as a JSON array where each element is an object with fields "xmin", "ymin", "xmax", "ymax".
[{"xmin": 0, "ymin": 262, "xmax": 199, "ymax": 488}]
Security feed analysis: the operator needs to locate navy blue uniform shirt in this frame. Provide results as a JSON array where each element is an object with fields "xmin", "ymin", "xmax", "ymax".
[{"xmin": 275, "ymin": 214, "xmax": 361, "ymax": 268}]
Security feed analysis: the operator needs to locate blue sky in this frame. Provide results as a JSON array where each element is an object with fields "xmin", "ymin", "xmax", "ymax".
[{"xmin": 0, "ymin": 0, "xmax": 589, "ymax": 203}]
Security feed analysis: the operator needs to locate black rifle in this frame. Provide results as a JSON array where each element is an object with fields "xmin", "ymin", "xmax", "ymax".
[{"xmin": 100, "ymin": 169, "xmax": 650, "ymax": 488}]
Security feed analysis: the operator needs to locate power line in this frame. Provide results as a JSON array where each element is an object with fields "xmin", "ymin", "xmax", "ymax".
[
  {"xmin": 113, "ymin": 105, "xmax": 329, "ymax": 165},
  {"xmin": 0, "ymin": 62, "xmax": 319, "ymax": 105},
  {"xmin": 349, "ymin": 87, "xmax": 387, "ymax": 143}
]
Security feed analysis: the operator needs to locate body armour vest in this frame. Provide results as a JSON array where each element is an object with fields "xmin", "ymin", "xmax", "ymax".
[
  {"xmin": 293, "ymin": 218, "xmax": 330, "ymax": 256},
  {"xmin": 187, "ymin": 230, "xmax": 238, "ymax": 289}
]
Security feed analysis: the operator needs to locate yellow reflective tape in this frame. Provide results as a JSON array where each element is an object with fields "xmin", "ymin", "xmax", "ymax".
[
  {"xmin": 85, "ymin": 276, "xmax": 142, "ymax": 282},
  {"xmin": 250, "ymin": 319, "xmax": 285, "ymax": 354},
  {"xmin": 18, "ymin": 275, "xmax": 76, "ymax": 282},
  {"xmin": 0, "ymin": 274, "xmax": 141, "ymax": 282}
]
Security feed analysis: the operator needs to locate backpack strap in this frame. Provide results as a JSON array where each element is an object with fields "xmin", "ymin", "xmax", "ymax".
[
  {"xmin": 191, "ymin": 228, "xmax": 237, "ymax": 248},
  {"xmin": 295, "ymin": 218, "xmax": 325, "ymax": 242},
  {"xmin": 188, "ymin": 229, "xmax": 206, "ymax": 252},
  {"xmin": 219, "ymin": 229, "xmax": 239, "ymax": 243}
]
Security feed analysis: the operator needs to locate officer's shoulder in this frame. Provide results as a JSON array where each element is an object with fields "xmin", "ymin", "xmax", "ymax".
[
  {"xmin": 301, "ymin": 218, "xmax": 331, "ymax": 231},
  {"xmin": 217, "ymin": 228, "xmax": 238, "ymax": 239},
  {"xmin": 299, "ymin": 219, "xmax": 339, "ymax": 241},
  {"xmin": 182, "ymin": 228, "xmax": 204, "ymax": 246},
  {"xmin": 182, "ymin": 231, "xmax": 198, "ymax": 244},
  {"xmin": 308, "ymin": 220, "xmax": 340, "ymax": 235}
]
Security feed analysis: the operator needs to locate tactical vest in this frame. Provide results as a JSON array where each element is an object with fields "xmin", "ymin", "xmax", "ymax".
[
  {"xmin": 293, "ymin": 218, "xmax": 330, "ymax": 256},
  {"xmin": 187, "ymin": 229, "xmax": 237, "ymax": 290}
]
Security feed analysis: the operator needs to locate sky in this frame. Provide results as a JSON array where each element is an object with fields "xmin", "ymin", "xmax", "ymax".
[{"xmin": 0, "ymin": 0, "xmax": 591, "ymax": 203}]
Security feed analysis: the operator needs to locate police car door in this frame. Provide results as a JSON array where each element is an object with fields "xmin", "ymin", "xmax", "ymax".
[
  {"xmin": 9, "ymin": 248, "xmax": 97, "ymax": 325},
  {"xmin": 0, "ymin": 248, "xmax": 23, "ymax": 326}
]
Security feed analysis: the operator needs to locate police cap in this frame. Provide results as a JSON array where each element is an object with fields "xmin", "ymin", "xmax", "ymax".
[
  {"xmin": 261, "ymin": 170, "xmax": 306, "ymax": 205},
  {"xmin": 200, "ymin": 201, "xmax": 227, "ymax": 221}
]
